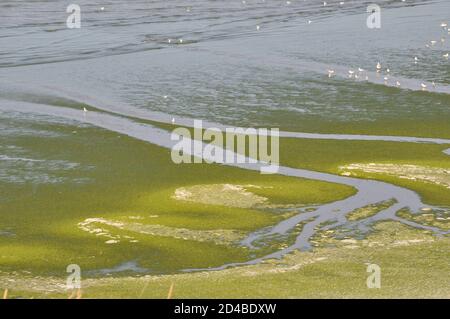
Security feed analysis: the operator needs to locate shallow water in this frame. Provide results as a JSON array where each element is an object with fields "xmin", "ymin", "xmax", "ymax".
[
  {"xmin": 1, "ymin": 0, "xmax": 450, "ymax": 130},
  {"xmin": 89, "ymin": 261, "xmax": 148, "ymax": 276}
]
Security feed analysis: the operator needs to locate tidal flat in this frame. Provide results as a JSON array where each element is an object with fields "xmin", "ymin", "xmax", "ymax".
[
  {"xmin": 0, "ymin": 121, "xmax": 356, "ymax": 276},
  {"xmin": 1, "ymin": 0, "xmax": 450, "ymax": 299},
  {"xmin": 2, "ymin": 222, "xmax": 448, "ymax": 298},
  {"xmin": 1, "ymin": 119, "xmax": 449, "ymax": 298}
]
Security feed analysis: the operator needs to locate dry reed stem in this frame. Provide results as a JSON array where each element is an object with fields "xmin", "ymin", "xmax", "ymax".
[{"xmin": 167, "ymin": 282, "xmax": 174, "ymax": 299}]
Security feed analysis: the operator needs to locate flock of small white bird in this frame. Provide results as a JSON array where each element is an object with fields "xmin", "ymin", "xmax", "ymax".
[
  {"xmin": 84, "ymin": 3, "xmax": 449, "ymax": 119},
  {"xmin": 327, "ymin": 21, "xmax": 449, "ymax": 91}
]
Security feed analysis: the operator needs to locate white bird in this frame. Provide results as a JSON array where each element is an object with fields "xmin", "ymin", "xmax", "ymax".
[
  {"xmin": 327, "ymin": 69, "xmax": 335, "ymax": 78},
  {"xmin": 168, "ymin": 39, "xmax": 172, "ymax": 43},
  {"xmin": 444, "ymin": 53, "xmax": 449, "ymax": 59},
  {"xmin": 383, "ymin": 76, "xmax": 389, "ymax": 83},
  {"xmin": 256, "ymin": 25, "xmax": 260, "ymax": 31},
  {"xmin": 179, "ymin": 38, "xmax": 183, "ymax": 44},
  {"xmin": 441, "ymin": 38, "xmax": 445, "ymax": 43},
  {"xmin": 396, "ymin": 81, "xmax": 401, "ymax": 87},
  {"xmin": 414, "ymin": 56, "xmax": 418, "ymax": 64},
  {"xmin": 441, "ymin": 22, "xmax": 448, "ymax": 28},
  {"xmin": 163, "ymin": 95, "xmax": 168, "ymax": 99},
  {"xmin": 286, "ymin": 1, "xmax": 291, "ymax": 5},
  {"xmin": 386, "ymin": 68, "xmax": 390, "ymax": 73},
  {"xmin": 355, "ymin": 74, "xmax": 359, "ymax": 79},
  {"xmin": 83, "ymin": 107, "xmax": 87, "ymax": 113},
  {"xmin": 421, "ymin": 83, "xmax": 427, "ymax": 90},
  {"xmin": 348, "ymin": 70, "xmax": 355, "ymax": 78},
  {"xmin": 430, "ymin": 40, "xmax": 437, "ymax": 46},
  {"xmin": 323, "ymin": 2, "xmax": 327, "ymax": 6},
  {"xmin": 358, "ymin": 67, "xmax": 364, "ymax": 72},
  {"xmin": 339, "ymin": 1, "xmax": 345, "ymax": 5},
  {"xmin": 307, "ymin": 20, "xmax": 312, "ymax": 24},
  {"xmin": 365, "ymin": 75, "xmax": 369, "ymax": 81},
  {"xmin": 376, "ymin": 62, "xmax": 381, "ymax": 72},
  {"xmin": 432, "ymin": 81, "xmax": 436, "ymax": 88},
  {"xmin": 100, "ymin": 7, "xmax": 105, "ymax": 11},
  {"xmin": 171, "ymin": 118, "xmax": 175, "ymax": 124}
]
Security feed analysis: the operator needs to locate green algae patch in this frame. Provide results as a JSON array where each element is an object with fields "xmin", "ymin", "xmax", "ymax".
[
  {"xmin": 2, "ymin": 221, "xmax": 449, "ymax": 298},
  {"xmin": 78, "ymin": 217, "xmax": 245, "ymax": 246},
  {"xmin": 346, "ymin": 199, "xmax": 397, "ymax": 221},
  {"xmin": 172, "ymin": 184, "xmax": 269, "ymax": 209},
  {"xmin": 0, "ymin": 121, "xmax": 355, "ymax": 277},
  {"xmin": 279, "ymin": 137, "xmax": 450, "ymax": 206},
  {"xmin": 397, "ymin": 208, "xmax": 450, "ymax": 231},
  {"xmin": 340, "ymin": 163, "xmax": 450, "ymax": 189},
  {"xmin": 171, "ymin": 182, "xmax": 343, "ymax": 209}
]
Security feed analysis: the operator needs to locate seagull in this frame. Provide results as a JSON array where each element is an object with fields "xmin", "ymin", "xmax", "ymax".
[
  {"xmin": 163, "ymin": 95, "xmax": 168, "ymax": 99},
  {"xmin": 386, "ymin": 68, "xmax": 390, "ymax": 73},
  {"xmin": 100, "ymin": 7, "xmax": 105, "ymax": 11},
  {"xmin": 365, "ymin": 75, "xmax": 369, "ymax": 81},
  {"xmin": 348, "ymin": 70, "xmax": 355, "ymax": 78},
  {"xmin": 430, "ymin": 40, "xmax": 437, "ymax": 46},
  {"xmin": 414, "ymin": 56, "xmax": 418, "ymax": 64},
  {"xmin": 168, "ymin": 39, "xmax": 172, "ymax": 43},
  {"xmin": 286, "ymin": 1, "xmax": 291, "ymax": 5},
  {"xmin": 358, "ymin": 67, "xmax": 364, "ymax": 72},
  {"xmin": 339, "ymin": 1, "xmax": 345, "ymax": 5},
  {"xmin": 441, "ymin": 22, "xmax": 448, "ymax": 28},
  {"xmin": 432, "ymin": 81, "xmax": 436, "ymax": 88},
  {"xmin": 323, "ymin": 2, "xmax": 327, "ymax": 6},
  {"xmin": 396, "ymin": 81, "xmax": 401, "ymax": 87},
  {"xmin": 308, "ymin": 20, "xmax": 312, "ymax": 24},
  {"xmin": 421, "ymin": 83, "xmax": 427, "ymax": 90},
  {"xmin": 327, "ymin": 69, "xmax": 335, "ymax": 78},
  {"xmin": 171, "ymin": 118, "xmax": 175, "ymax": 124},
  {"xmin": 83, "ymin": 107, "xmax": 87, "ymax": 113},
  {"xmin": 355, "ymin": 74, "xmax": 359, "ymax": 79},
  {"xmin": 179, "ymin": 38, "xmax": 183, "ymax": 44},
  {"xmin": 444, "ymin": 53, "xmax": 449, "ymax": 59},
  {"xmin": 256, "ymin": 25, "xmax": 260, "ymax": 31},
  {"xmin": 376, "ymin": 62, "xmax": 381, "ymax": 72},
  {"xmin": 383, "ymin": 76, "xmax": 389, "ymax": 84}
]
